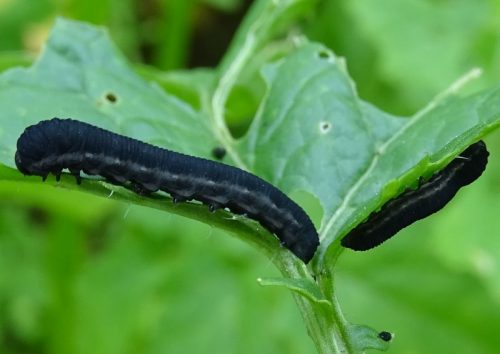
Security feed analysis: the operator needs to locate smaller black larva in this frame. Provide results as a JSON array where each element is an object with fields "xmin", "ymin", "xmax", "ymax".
[
  {"xmin": 15, "ymin": 118, "xmax": 319, "ymax": 263},
  {"xmin": 341, "ymin": 141, "xmax": 489, "ymax": 251}
]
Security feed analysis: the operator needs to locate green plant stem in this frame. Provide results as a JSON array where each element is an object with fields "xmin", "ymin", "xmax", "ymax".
[
  {"xmin": 158, "ymin": 0, "xmax": 194, "ymax": 70},
  {"xmin": 209, "ymin": 1, "xmax": 355, "ymax": 351},
  {"xmin": 211, "ymin": 0, "xmax": 312, "ymax": 170},
  {"xmin": 274, "ymin": 255, "xmax": 354, "ymax": 354},
  {"xmin": 4, "ymin": 168, "xmax": 356, "ymax": 353}
]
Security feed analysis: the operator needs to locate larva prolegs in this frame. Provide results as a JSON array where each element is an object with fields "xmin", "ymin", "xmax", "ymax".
[{"xmin": 15, "ymin": 118, "xmax": 320, "ymax": 263}]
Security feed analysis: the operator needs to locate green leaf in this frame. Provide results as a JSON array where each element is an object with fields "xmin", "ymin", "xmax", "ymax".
[
  {"xmin": 2, "ymin": 163, "xmax": 287, "ymax": 262},
  {"xmin": 136, "ymin": 65, "xmax": 216, "ymax": 112},
  {"xmin": 238, "ymin": 42, "xmax": 500, "ymax": 264},
  {"xmin": 2, "ymin": 18, "xmax": 500, "ymax": 270},
  {"xmin": 257, "ymin": 276, "xmax": 331, "ymax": 307},
  {"xmin": 0, "ymin": 6, "xmax": 499, "ymax": 354},
  {"xmin": 2, "ymin": 13, "xmax": 500, "ymax": 262},
  {"xmin": 346, "ymin": 325, "xmax": 390, "ymax": 352},
  {"xmin": 218, "ymin": 0, "xmax": 316, "ymax": 74},
  {"xmin": 210, "ymin": 0, "xmax": 319, "ymax": 169},
  {"xmin": 0, "ymin": 18, "xmax": 218, "ymax": 169},
  {"xmin": 0, "ymin": 18, "xmax": 291, "ymax": 267}
]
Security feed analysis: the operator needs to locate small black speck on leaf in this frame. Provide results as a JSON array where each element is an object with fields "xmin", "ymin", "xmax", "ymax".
[
  {"xmin": 105, "ymin": 92, "xmax": 118, "ymax": 103},
  {"xmin": 319, "ymin": 121, "xmax": 331, "ymax": 133},
  {"xmin": 212, "ymin": 146, "xmax": 226, "ymax": 160},
  {"xmin": 378, "ymin": 331, "xmax": 392, "ymax": 342},
  {"xmin": 317, "ymin": 50, "xmax": 330, "ymax": 59}
]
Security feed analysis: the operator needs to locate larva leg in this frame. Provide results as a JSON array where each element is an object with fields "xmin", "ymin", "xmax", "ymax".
[
  {"xmin": 208, "ymin": 202, "xmax": 221, "ymax": 213},
  {"xmin": 171, "ymin": 194, "xmax": 187, "ymax": 204},
  {"xmin": 69, "ymin": 169, "xmax": 82, "ymax": 184},
  {"xmin": 130, "ymin": 182, "xmax": 151, "ymax": 196},
  {"xmin": 52, "ymin": 168, "xmax": 62, "ymax": 182}
]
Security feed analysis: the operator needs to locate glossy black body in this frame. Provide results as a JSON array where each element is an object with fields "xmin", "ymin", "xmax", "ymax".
[
  {"xmin": 15, "ymin": 118, "xmax": 319, "ymax": 263},
  {"xmin": 341, "ymin": 141, "xmax": 489, "ymax": 251}
]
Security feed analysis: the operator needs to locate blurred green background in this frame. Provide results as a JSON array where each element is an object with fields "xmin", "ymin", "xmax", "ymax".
[{"xmin": 0, "ymin": 0, "xmax": 500, "ymax": 353}]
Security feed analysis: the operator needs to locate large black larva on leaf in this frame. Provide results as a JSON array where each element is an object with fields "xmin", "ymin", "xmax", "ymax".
[
  {"xmin": 341, "ymin": 141, "xmax": 489, "ymax": 251},
  {"xmin": 15, "ymin": 118, "xmax": 319, "ymax": 263}
]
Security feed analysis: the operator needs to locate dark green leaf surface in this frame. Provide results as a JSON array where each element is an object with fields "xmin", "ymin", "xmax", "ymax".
[
  {"xmin": 0, "ymin": 18, "xmax": 217, "ymax": 169},
  {"xmin": 0, "ymin": 18, "xmax": 284, "ymax": 273},
  {"xmin": 238, "ymin": 42, "xmax": 500, "ymax": 262}
]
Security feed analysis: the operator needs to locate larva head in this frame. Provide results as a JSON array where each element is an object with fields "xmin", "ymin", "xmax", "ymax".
[
  {"xmin": 457, "ymin": 140, "xmax": 489, "ymax": 186},
  {"xmin": 15, "ymin": 125, "xmax": 50, "ymax": 175},
  {"xmin": 283, "ymin": 226, "xmax": 319, "ymax": 263},
  {"xmin": 15, "ymin": 118, "xmax": 68, "ymax": 176},
  {"xmin": 14, "ymin": 150, "xmax": 31, "ymax": 175}
]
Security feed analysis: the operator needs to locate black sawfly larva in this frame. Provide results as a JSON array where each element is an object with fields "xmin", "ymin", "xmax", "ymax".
[
  {"xmin": 341, "ymin": 141, "xmax": 489, "ymax": 251},
  {"xmin": 15, "ymin": 118, "xmax": 319, "ymax": 263}
]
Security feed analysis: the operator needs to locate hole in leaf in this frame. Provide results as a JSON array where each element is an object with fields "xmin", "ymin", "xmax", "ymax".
[
  {"xmin": 319, "ymin": 121, "xmax": 332, "ymax": 134},
  {"xmin": 105, "ymin": 92, "xmax": 118, "ymax": 103},
  {"xmin": 317, "ymin": 50, "xmax": 330, "ymax": 59}
]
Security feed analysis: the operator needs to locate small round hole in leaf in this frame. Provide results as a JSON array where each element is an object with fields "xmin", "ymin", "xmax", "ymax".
[
  {"xmin": 319, "ymin": 121, "xmax": 332, "ymax": 134},
  {"xmin": 105, "ymin": 92, "xmax": 118, "ymax": 103},
  {"xmin": 317, "ymin": 50, "xmax": 331, "ymax": 59}
]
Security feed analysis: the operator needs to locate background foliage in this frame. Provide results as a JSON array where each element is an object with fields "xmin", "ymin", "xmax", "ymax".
[{"xmin": 0, "ymin": 0, "xmax": 499, "ymax": 353}]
